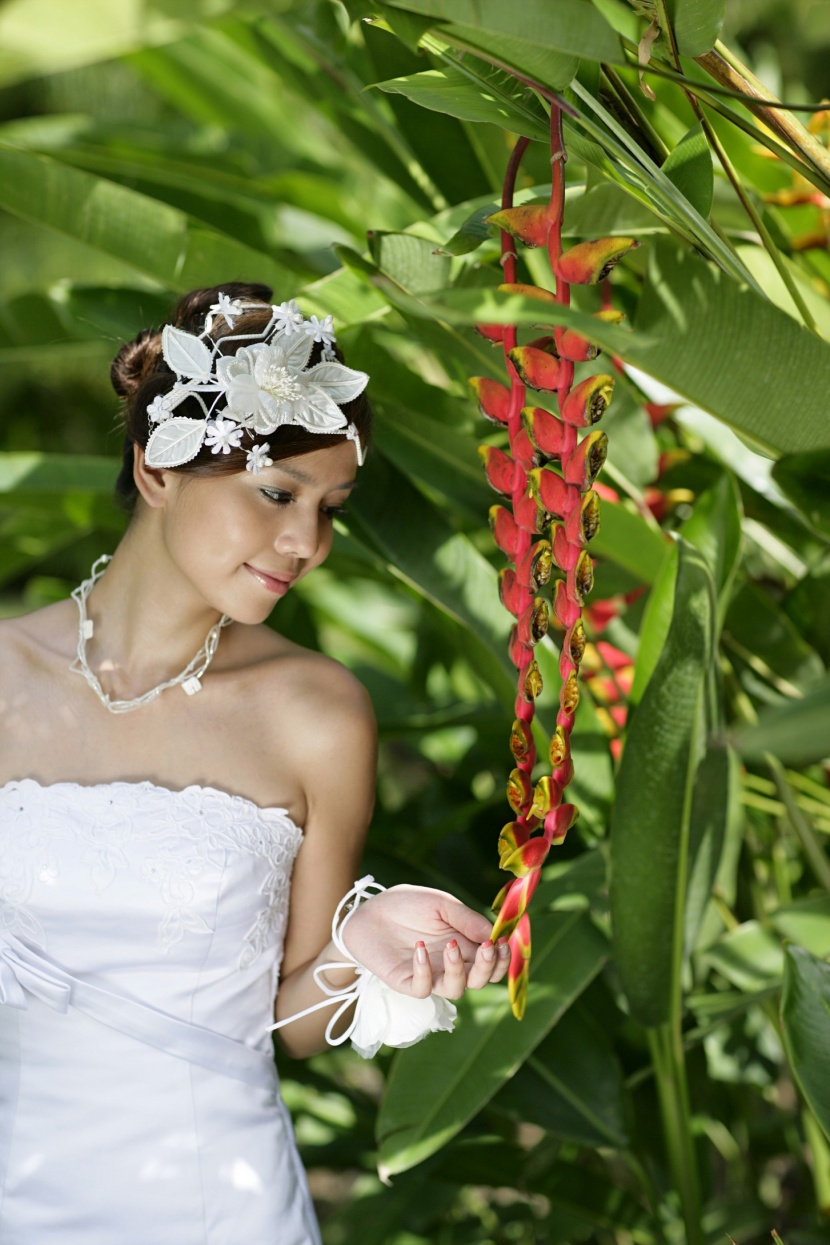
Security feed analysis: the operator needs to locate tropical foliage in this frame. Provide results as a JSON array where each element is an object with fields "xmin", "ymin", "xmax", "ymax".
[{"xmin": 2, "ymin": 1, "xmax": 830, "ymax": 1241}]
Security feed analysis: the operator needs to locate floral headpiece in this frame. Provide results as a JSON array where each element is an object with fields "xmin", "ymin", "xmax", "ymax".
[{"xmin": 144, "ymin": 293, "xmax": 369, "ymax": 474}]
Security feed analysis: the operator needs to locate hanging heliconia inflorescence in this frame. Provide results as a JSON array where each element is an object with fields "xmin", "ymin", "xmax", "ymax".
[{"xmin": 469, "ymin": 106, "xmax": 640, "ymax": 1019}]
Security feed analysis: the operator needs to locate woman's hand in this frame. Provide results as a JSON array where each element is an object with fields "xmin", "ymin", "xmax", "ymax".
[{"xmin": 339, "ymin": 884, "xmax": 511, "ymax": 999}]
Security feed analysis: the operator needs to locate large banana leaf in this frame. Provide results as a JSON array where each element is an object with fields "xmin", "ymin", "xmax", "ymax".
[{"xmin": 781, "ymin": 945, "xmax": 830, "ymax": 1141}]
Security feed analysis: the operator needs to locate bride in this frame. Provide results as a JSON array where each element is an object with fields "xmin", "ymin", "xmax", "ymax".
[{"xmin": 0, "ymin": 283, "xmax": 509, "ymax": 1244}]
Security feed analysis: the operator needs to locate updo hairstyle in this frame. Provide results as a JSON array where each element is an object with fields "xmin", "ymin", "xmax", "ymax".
[{"xmin": 111, "ymin": 282, "xmax": 373, "ymax": 511}]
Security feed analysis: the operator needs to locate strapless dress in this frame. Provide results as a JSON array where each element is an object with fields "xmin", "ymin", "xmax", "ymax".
[{"xmin": 0, "ymin": 778, "xmax": 322, "ymax": 1244}]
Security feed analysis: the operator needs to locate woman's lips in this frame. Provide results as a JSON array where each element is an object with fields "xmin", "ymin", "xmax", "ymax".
[{"xmin": 244, "ymin": 564, "xmax": 294, "ymax": 595}]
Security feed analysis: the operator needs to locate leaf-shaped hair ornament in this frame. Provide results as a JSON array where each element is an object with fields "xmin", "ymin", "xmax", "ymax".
[
  {"xmin": 145, "ymin": 417, "xmax": 208, "ymax": 468},
  {"xmin": 161, "ymin": 326, "xmax": 214, "ymax": 380}
]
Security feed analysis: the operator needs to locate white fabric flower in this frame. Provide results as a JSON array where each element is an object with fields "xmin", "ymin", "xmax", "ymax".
[
  {"xmin": 216, "ymin": 337, "xmax": 368, "ymax": 437},
  {"xmin": 271, "ymin": 300, "xmax": 305, "ymax": 336},
  {"xmin": 209, "ymin": 292, "xmax": 244, "ymax": 327},
  {"xmin": 245, "ymin": 443, "xmax": 273, "ymax": 474},
  {"xmin": 147, "ymin": 394, "xmax": 172, "ymax": 424},
  {"xmin": 204, "ymin": 417, "xmax": 244, "ymax": 455},
  {"xmin": 303, "ymin": 314, "xmax": 336, "ymax": 350}
]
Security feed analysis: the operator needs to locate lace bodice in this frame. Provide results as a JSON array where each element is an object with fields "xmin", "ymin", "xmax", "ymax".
[
  {"xmin": 0, "ymin": 779, "xmax": 303, "ymax": 1040},
  {"xmin": 0, "ymin": 779, "xmax": 321, "ymax": 1244}
]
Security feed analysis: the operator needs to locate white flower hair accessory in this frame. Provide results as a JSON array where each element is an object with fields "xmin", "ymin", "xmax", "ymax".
[{"xmin": 144, "ymin": 295, "xmax": 368, "ymax": 473}]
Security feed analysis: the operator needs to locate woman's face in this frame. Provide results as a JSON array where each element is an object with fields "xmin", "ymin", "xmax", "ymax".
[{"xmin": 157, "ymin": 440, "xmax": 358, "ymax": 623}]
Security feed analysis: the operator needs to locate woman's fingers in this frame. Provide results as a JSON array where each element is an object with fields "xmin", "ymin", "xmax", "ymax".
[
  {"xmin": 439, "ymin": 939, "xmax": 469, "ymax": 999},
  {"xmin": 410, "ymin": 940, "xmax": 434, "ymax": 999}
]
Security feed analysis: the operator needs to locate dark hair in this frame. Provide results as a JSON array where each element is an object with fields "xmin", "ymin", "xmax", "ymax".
[{"xmin": 111, "ymin": 282, "xmax": 372, "ymax": 511}]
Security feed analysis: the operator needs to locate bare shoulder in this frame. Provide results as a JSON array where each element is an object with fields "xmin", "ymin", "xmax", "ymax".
[{"xmin": 0, "ymin": 601, "xmax": 75, "ymax": 678}]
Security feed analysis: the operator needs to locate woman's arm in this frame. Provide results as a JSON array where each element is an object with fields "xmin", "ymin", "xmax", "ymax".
[{"xmin": 272, "ymin": 661, "xmax": 509, "ymax": 1059}]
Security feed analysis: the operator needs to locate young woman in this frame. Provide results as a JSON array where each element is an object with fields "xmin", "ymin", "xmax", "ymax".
[{"xmin": 0, "ymin": 283, "xmax": 510, "ymax": 1244}]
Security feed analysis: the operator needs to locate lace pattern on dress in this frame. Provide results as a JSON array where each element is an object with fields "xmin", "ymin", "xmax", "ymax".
[{"xmin": 0, "ymin": 780, "xmax": 303, "ymax": 966}]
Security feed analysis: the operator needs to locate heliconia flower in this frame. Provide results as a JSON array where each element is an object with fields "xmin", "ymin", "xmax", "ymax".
[
  {"xmin": 551, "ymin": 522, "xmax": 579, "ymax": 571},
  {"xmin": 597, "ymin": 639, "xmax": 633, "ymax": 671},
  {"xmin": 513, "ymin": 427, "xmax": 537, "ymax": 471},
  {"xmin": 516, "ymin": 539, "xmax": 552, "ymax": 591},
  {"xmin": 507, "ymin": 913, "xmax": 532, "ymax": 1019},
  {"xmin": 529, "ymin": 776, "xmax": 552, "ymax": 818},
  {"xmin": 509, "ymin": 717, "xmax": 535, "ymax": 764},
  {"xmin": 573, "ymin": 549, "xmax": 595, "ymax": 603},
  {"xmin": 491, "ymin": 869, "xmax": 541, "ymax": 942},
  {"xmin": 561, "ymin": 374, "xmax": 615, "ymax": 427},
  {"xmin": 508, "ymin": 345, "xmax": 562, "ymax": 392},
  {"xmin": 479, "ymin": 445, "xmax": 515, "ymax": 496},
  {"xmin": 485, "ymin": 204, "xmax": 556, "ymax": 248},
  {"xmin": 561, "ymin": 671, "xmax": 580, "ymax": 714},
  {"xmin": 508, "ymin": 625, "xmax": 533, "ymax": 671},
  {"xmin": 498, "ymin": 821, "xmax": 533, "ymax": 871},
  {"xmin": 645, "ymin": 401, "xmax": 680, "ymax": 429},
  {"xmin": 498, "ymin": 568, "xmax": 523, "ymax": 616},
  {"xmin": 527, "ymin": 466, "xmax": 579, "ymax": 519},
  {"xmin": 517, "ymin": 597, "xmax": 549, "ymax": 647},
  {"xmin": 554, "ymin": 309, "xmax": 624, "ymax": 363},
  {"xmin": 500, "ymin": 834, "xmax": 551, "ymax": 878},
  {"xmin": 514, "ymin": 488, "xmax": 550, "ymax": 535},
  {"xmin": 489, "ymin": 505, "xmax": 520, "ymax": 558},
  {"xmin": 543, "ymin": 802, "xmax": 579, "ymax": 844},
  {"xmin": 521, "ymin": 406, "xmax": 566, "ymax": 459},
  {"xmin": 565, "ymin": 491, "xmax": 601, "ymax": 544},
  {"xmin": 505, "ymin": 768, "xmax": 533, "ymax": 816},
  {"xmin": 475, "ymin": 322, "xmax": 505, "ymax": 344},
  {"xmin": 554, "ymin": 237, "xmax": 640, "ymax": 285},
  {"xmin": 549, "ymin": 725, "xmax": 569, "ymax": 767},
  {"xmin": 498, "ymin": 282, "xmax": 558, "ymax": 305},
  {"xmin": 521, "ymin": 660, "xmax": 543, "ymax": 702},
  {"xmin": 468, "ymin": 377, "xmax": 512, "ymax": 424},
  {"xmin": 553, "ymin": 579, "xmax": 581, "ymax": 628},
  {"xmin": 567, "ymin": 618, "xmax": 587, "ymax": 666},
  {"xmin": 563, "ymin": 430, "xmax": 608, "ymax": 492}
]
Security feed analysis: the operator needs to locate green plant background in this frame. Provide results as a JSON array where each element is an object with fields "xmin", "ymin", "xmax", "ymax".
[{"xmin": 2, "ymin": 1, "xmax": 830, "ymax": 1241}]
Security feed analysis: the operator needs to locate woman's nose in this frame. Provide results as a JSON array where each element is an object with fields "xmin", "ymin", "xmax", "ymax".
[{"xmin": 273, "ymin": 507, "xmax": 320, "ymax": 560}]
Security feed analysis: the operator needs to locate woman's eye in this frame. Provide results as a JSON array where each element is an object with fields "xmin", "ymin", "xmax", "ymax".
[
  {"xmin": 324, "ymin": 505, "xmax": 349, "ymax": 519},
  {"xmin": 260, "ymin": 489, "xmax": 292, "ymax": 506}
]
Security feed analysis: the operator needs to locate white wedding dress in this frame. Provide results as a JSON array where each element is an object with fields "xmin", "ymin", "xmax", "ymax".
[{"xmin": 0, "ymin": 778, "xmax": 323, "ymax": 1244}]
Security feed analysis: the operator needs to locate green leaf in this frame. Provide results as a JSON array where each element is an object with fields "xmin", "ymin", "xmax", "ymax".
[
  {"xmin": 680, "ymin": 471, "xmax": 743, "ymax": 630},
  {"xmin": 728, "ymin": 676, "xmax": 830, "ymax": 767},
  {"xmin": 662, "ymin": 122, "xmax": 714, "ymax": 220},
  {"xmin": 371, "ymin": 66, "xmax": 549, "ymax": 140},
  {"xmin": 438, "ymin": 25, "xmax": 578, "ymax": 92},
  {"xmin": 376, "ymin": 239, "xmax": 830, "ymax": 455},
  {"xmin": 610, "ymin": 536, "xmax": 717, "ymax": 1026},
  {"xmin": 781, "ymin": 945, "xmax": 830, "ymax": 1141},
  {"xmin": 0, "ymin": 144, "xmax": 292, "ymax": 294},
  {"xmin": 666, "ymin": 0, "xmax": 725, "ymax": 58},
  {"xmin": 0, "ymin": 0, "xmax": 288, "ymax": 87},
  {"xmin": 0, "ymin": 453, "xmax": 118, "ymax": 493},
  {"xmin": 368, "ymin": 232, "xmax": 451, "ymax": 295},
  {"xmin": 771, "ymin": 448, "xmax": 830, "ymax": 540},
  {"xmin": 376, "ymin": 908, "xmax": 607, "ymax": 1176},
  {"xmin": 496, "ymin": 1002, "xmax": 629, "ymax": 1147},
  {"xmin": 382, "ymin": 0, "xmax": 623, "ymax": 63}
]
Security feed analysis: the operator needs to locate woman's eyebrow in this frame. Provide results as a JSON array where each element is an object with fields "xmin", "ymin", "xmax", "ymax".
[{"xmin": 270, "ymin": 463, "xmax": 358, "ymax": 490}]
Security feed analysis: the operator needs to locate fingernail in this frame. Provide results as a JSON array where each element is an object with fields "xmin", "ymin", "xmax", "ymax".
[
  {"xmin": 416, "ymin": 941, "xmax": 427, "ymax": 965},
  {"xmin": 446, "ymin": 939, "xmax": 461, "ymax": 963},
  {"xmin": 497, "ymin": 940, "xmax": 510, "ymax": 958},
  {"xmin": 481, "ymin": 941, "xmax": 496, "ymax": 961}
]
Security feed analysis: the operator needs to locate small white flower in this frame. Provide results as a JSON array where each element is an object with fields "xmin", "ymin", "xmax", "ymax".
[
  {"xmin": 209, "ymin": 292, "xmax": 244, "ymax": 327},
  {"xmin": 304, "ymin": 314, "xmax": 336, "ymax": 350},
  {"xmin": 321, "ymin": 344, "xmax": 338, "ymax": 363},
  {"xmin": 246, "ymin": 443, "xmax": 273, "ymax": 474},
  {"xmin": 147, "ymin": 394, "xmax": 173, "ymax": 424},
  {"xmin": 204, "ymin": 417, "xmax": 244, "ymax": 455},
  {"xmin": 271, "ymin": 300, "xmax": 305, "ymax": 336}
]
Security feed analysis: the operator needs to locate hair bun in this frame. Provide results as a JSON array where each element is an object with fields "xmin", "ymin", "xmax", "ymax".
[{"xmin": 110, "ymin": 329, "xmax": 162, "ymax": 400}]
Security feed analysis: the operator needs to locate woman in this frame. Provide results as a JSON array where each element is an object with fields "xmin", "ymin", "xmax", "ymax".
[{"xmin": 0, "ymin": 283, "xmax": 510, "ymax": 1243}]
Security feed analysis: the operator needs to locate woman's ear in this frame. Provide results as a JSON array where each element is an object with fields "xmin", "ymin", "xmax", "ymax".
[{"xmin": 132, "ymin": 443, "xmax": 178, "ymax": 510}]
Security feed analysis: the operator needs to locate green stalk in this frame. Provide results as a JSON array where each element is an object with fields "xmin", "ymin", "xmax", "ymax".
[{"xmin": 647, "ymin": 1027, "xmax": 703, "ymax": 1245}]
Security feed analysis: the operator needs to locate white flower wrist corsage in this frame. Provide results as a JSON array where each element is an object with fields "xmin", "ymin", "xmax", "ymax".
[{"xmin": 269, "ymin": 875, "xmax": 457, "ymax": 1059}]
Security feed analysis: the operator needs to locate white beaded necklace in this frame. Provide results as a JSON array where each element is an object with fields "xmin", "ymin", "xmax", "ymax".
[{"xmin": 69, "ymin": 554, "xmax": 233, "ymax": 714}]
